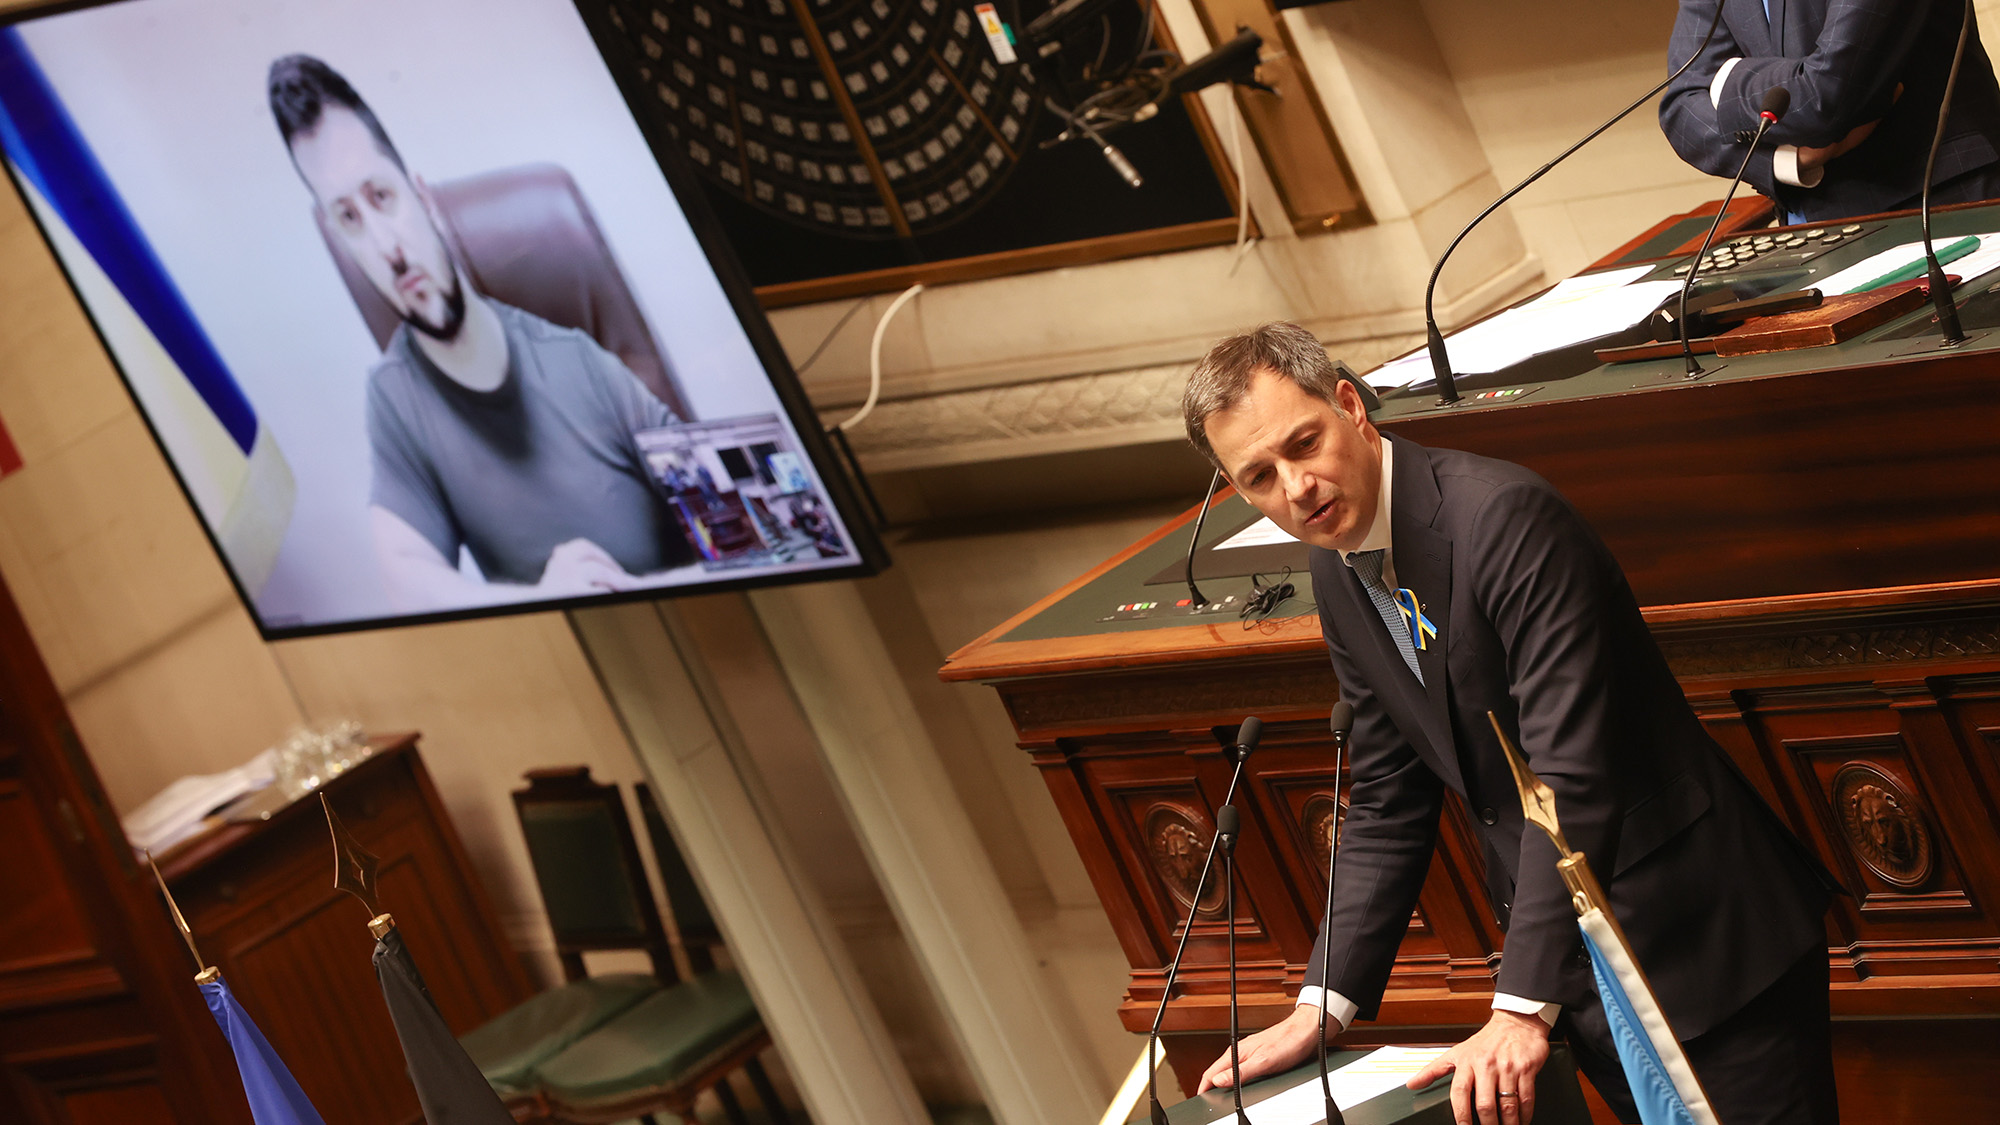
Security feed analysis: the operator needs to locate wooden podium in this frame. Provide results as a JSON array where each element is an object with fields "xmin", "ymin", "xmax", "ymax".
[{"xmin": 942, "ymin": 201, "xmax": 2000, "ymax": 1120}]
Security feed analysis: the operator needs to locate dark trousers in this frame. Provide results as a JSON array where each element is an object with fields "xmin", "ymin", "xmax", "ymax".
[{"xmin": 1557, "ymin": 946, "xmax": 1838, "ymax": 1125}]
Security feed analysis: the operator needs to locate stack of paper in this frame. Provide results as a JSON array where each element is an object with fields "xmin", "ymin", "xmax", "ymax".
[
  {"xmin": 123, "ymin": 749, "xmax": 277, "ymax": 855},
  {"xmin": 1368, "ymin": 265, "xmax": 1683, "ymax": 390}
]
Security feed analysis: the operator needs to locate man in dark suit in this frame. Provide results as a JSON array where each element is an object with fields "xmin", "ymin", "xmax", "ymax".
[
  {"xmin": 1181, "ymin": 324, "xmax": 1839, "ymax": 1125},
  {"xmin": 1660, "ymin": 0, "xmax": 2000, "ymax": 225}
]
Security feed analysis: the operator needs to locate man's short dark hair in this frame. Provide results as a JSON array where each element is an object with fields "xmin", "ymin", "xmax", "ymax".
[
  {"xmin": 267, "ymin": 54, "xmax": 404, "ymax": 170},
  {"xmin": 1181, "ymin": 322, "xmax": 1355, "ymax": 469}
]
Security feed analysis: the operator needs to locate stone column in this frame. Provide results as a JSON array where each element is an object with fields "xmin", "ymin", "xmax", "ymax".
[{"xmin": 568, "ymin": 600, "xmax": 930, "ymax": 1125}]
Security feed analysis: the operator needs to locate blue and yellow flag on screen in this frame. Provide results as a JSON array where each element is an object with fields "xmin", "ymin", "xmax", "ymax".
[{"xmin": 0, "ymin": 28, "xmax": 292, "ymax": 591}]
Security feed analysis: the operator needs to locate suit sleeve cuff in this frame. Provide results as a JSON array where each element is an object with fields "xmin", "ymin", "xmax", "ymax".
[
  {"xmin": 1296, "ymin": 986, "xmax": 1360, "ymax": 1031},
  {"xmin": 1773, "ymin": 145, "xmax": 1823, "ymax": 188},
  {"xmin": 1491, "ymin": 993, "xmax": 1561, "ymax": 1030},
  {"xmin": 1709, "ymin": 57, "xmax": 1742, "ymax": 109}
]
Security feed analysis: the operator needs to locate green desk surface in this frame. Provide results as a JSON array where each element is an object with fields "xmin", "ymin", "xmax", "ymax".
[{"xmin": 1149, "ymin": 1045, "xmax": 1593, "ymax": 1125}]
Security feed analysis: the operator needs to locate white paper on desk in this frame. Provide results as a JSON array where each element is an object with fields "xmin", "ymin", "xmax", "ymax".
[
  {"xmin": 1215, "ymin": 517, "xmax": 1301, "ymax": 551},
  {"xmin": 1364, "ymin": 266, "xmax": 1681, "ymax": 390},
  {"xmin": 1807, "ymin": 233, "xmax": 2000, "ymax": 295},
  {"xmin": 1227, "ymin": 1045, "xmax": 1451, "ymax": 1123}
]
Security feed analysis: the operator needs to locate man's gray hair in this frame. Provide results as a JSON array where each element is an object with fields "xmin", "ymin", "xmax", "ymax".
[{"xmin": 1181, "ymin": 322, "xmax": 1352, "ymax": 468}]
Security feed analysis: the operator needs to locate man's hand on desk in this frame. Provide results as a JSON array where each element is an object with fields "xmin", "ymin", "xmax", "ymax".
[
  {"xmin": 1195, "ymin": 1003, "xmax": 1328, "ymax": 1093},
  {"xmin": 1406, "ymin": 1009, "xmax": 1552, "ymax": 1125}
]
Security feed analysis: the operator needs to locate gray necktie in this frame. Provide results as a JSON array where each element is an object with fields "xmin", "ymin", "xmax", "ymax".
[{"xmin": 1349, "ymin": 549, "xmax": 1423, "ymax": 684}]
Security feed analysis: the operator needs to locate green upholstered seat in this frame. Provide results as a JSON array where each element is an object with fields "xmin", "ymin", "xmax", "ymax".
[
  {"xmin": 534, "ymin": 971, "xmax": 763, "ymax": 1108},
  {"xmin": 459, "ymin": 973, "xmax": 659, "ymax": 1096}
]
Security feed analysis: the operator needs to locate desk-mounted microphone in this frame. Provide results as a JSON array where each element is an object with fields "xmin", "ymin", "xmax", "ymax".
[
  {"xmin": 1314, "ymin": 701, "xmax": 1356, "ymax": 1125},
  {"xmin": 1419, "ymin": 0, "xmax": 1725, "ymax": 406},
  {"xmin": 1677, "ymin": 85, "xmax": 1790, "ymax": 378},
  {"xmin": 1920, "ymin": 0, "xmax": 1975, "ymax": 346},
  {"xmin": 1141, "ymin": 717, "xmax": 1264, "ymax": 1125}
]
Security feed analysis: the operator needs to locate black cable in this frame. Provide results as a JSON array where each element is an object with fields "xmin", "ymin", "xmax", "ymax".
[
  {"xmin": 792, "ymin": 299, "xmax": 868, "ymax": 375},
  {"xmin": 1239, "ymin": 567, "xmax": 1297, "ymax": 627},
  {"xmin": 1920, "ymin": 0, "xmax": 1975, "ymax": 345}
]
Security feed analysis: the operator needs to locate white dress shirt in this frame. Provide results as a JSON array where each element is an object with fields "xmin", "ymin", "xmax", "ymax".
[{"xmin": 1296, "ymin": 435, "xmax": 1561, "ymax": 1032}]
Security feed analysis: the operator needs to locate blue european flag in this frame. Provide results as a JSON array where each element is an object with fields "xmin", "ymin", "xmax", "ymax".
[{"xmin": 199, "ymin": 973, "xmax": 329, "ymax": 1125}]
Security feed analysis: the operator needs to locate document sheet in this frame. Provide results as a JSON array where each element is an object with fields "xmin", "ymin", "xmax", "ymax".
[
  {"xmin": 1212, "ymin": 1045, "xmax": 1451, "ymax": 1123},
  {"xmin": 1366, "ymin": 266, "xmax": 1681, "ymax": 391}
]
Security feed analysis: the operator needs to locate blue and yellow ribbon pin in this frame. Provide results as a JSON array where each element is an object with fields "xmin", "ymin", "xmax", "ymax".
[{"xmin": 1393, "ymin": 588, "xmax": 1438, "ymax": 651}]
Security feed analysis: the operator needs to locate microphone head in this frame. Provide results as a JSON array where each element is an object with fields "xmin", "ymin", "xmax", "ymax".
[
  {"xmin": 1328, "ymin": 702, "xmax": 1355, "ymax": 739},
  {"xmin": 1216, "ymin": 804, "xmax": 1241, "ymax": 840},
  {"xmin": 1235, "ymin": 715, "xmax": 1263, "ymax": 751},
  {"xmin": 1759, "ymin": 85, "xmax": 1791, "ymax": 121}
]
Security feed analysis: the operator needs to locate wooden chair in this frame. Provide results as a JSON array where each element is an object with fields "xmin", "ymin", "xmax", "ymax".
[
  {"xmin": 460, "ymin": 767, "xmax": 783, "ymax": 1125},
  {"xmin": 459, "ymin": 767, "xmax": 671, "ymax": 1115}
]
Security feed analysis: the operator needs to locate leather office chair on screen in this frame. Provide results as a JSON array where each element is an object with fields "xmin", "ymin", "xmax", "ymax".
[{"xmin": 315, "ymin": 162, "xmax": 691, "ymax": 421}]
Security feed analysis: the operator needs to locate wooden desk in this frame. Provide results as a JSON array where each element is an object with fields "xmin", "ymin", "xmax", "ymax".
[
  {"xmin": 158, "ymin": 736, "xmax": 531, "ymax": 1125},
  {"xmin": 943, "ymin": 200, "xmax": 2000, "ymax": 1119}
]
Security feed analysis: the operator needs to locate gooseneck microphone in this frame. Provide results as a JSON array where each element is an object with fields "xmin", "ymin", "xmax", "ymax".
[
  {"xmin": 1142, "ymin": 717, "xmax": 1264, "ymax": 1125},
  {"xmin": 1217, "ymin": 803, "xmax": 1251, "ymax": 1125},
  {"xmin": 1420, "ymin": 0, "xmax": 1725, "ymax": 406},
  {"xmin": 1315, "ymin": 702, "xmax": 1356, "ymax": 1125},
  {"xmin": 1920, "ymin": 0, "xmax": 1975, "ymax": 345},
  {"xmin": 1677, "ymin": 85, "xmax": 1790, "ymax": 377}
]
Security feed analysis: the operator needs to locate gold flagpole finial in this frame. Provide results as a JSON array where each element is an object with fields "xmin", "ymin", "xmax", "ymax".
[
  {"xmin": 144, "ymin": 849, "xmax": 217, "ymax": 983},
  {"xmin": 1486, "ymin": 711, "xmax": 1574, "ymax": 857},
  {"xmin": 321, "ymin": 793, "xmax": 394, "ymax": 938}
]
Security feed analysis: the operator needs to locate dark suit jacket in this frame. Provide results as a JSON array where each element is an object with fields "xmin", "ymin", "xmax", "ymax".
[
  {"xmin": 1659, "ymin": 0, "xmax": 2000, "ymax": 223},
  {"xmin": 1303, "ymin": 437, "xmax": 1833, "ymax": 1040}
]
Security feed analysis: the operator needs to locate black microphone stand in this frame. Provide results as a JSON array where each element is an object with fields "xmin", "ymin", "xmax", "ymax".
[
  {"xmin": 1920, "ymin": 0, "xmax": 1975, "ymax": 346},
  {"xmin": 1143, "ymin": 717, "xmax": 1264, "ymax": 1125},
  {"xmin": 1677, "ymin": 86, "xmax": 1789, "ymax": 379},
  {"xmin": 1217, "ymin": 803, "xmax": 1252, "ymax": 1125},
  {"xmin": 1315, "ymin": 702, "xmax": 1355, "ymax": 1125},
  {"xmin": 1420, "ymin": 0, "xmax": 1725, "ymax": 406}
]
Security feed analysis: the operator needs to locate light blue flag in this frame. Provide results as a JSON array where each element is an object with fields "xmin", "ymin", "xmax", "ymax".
[
  {"xmin": 1578, "ymin": 909, "xmax": 1719, "ymax": 1125},
  {"xmin": 199, "ymin": 973, "xmax": 329, "ymax": 1125}
]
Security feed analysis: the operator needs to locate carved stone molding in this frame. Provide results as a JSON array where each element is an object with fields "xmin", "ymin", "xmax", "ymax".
[
  {"xmin": 1831, "ymin": 763, "xmax": 1936, "ymax": 890},
  {"xmin": 1143, "ymin": 802, "xmax": 1226, "ymax": 920},
  {"xmin": 1660, "ymin": 619, "xmax": 2000, "ymax": 679},
  {"xmin": 826, "ymin": 330, "xmax": 1425, "ymax": 473}
]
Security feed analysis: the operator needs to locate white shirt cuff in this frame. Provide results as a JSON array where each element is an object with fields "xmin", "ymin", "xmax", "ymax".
[
  {"xmin": 1773, "ymin": 145, "xmax": 1823, "ymax": 188},
  {"xmin": 1295, "ymin": 986, "xmax": 1360, "ymax": 1032},
  {"xmin": 1491, "ymin": 992, "xmax": 1561, "ymax": 1029},
  {"xmin": 1710, "ymin": 57, "xmax": 1742, "ymax": 108}
]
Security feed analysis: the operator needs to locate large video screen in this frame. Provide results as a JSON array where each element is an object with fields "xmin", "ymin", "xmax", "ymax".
[{"xmin": 0, "ymin": 0, "xmax": 882, "ymax": 638}]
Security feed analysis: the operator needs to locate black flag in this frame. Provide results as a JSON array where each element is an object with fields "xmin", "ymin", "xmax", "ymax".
[{"xmin": 373, "ymin": 928, "xmax": 515, "ymax": 1125}]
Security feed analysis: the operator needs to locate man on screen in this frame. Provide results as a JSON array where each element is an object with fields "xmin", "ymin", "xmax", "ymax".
[{"xmin": 268, "ymin": 54, "xmax": 689, "ymax": 611}]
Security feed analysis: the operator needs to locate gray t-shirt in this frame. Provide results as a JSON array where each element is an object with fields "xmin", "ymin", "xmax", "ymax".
[{"xmin": 366, "ymin": 302, "xmax": 681, "ymax": 584}]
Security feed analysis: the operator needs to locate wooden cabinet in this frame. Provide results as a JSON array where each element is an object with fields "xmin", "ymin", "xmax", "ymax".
[{"xmin": 157, "ymin": 737, "xmax": 533, "ymax": 1125}]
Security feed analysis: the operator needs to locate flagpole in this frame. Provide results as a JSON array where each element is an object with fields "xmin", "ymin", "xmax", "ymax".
[
  {"xmin": 144, "ymin": 849, "xmax": 220, "ymax": 984},
  {"xmin": 1486, "ymin": 712, "xmax": 1723, "ymax": 1125},
  {"xmin": 320, "ymin": 793, "xmax": 396, "ymax": 937}
]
